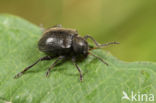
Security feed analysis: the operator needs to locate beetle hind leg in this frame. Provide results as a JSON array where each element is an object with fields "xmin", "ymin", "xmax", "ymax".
[{"xmin": 14, "ymin": 56, "xmax": 54, "ymax": 79}]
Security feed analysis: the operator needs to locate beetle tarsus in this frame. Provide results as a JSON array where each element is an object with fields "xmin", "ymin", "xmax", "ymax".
[
  {"xmin": 46, "ymin": 70, "xmax": 50, "ymax": 77},
  {"xmin": 14, "ymin": 72, "xmax": 23, "ymax": 79}
]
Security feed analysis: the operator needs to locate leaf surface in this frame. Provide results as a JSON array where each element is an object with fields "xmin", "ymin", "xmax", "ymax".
[{"xmin": 0, "ymin": 14, "xmax": 156, "ymax": 103}]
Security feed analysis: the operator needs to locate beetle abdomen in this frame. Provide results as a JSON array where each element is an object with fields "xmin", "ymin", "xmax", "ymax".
[{"xmin": 38, "ymin": 30, "xmax": 74, "ymax": 55}]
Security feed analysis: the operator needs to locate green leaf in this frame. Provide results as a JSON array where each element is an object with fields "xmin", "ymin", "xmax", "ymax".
[{"xmin": 0, "ymin": 14, "xmax": 156, "ymax": 103}]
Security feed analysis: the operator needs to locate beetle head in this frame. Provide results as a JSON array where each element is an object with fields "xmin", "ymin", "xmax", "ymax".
[{"xmin": 72, "ymin": 36, "xmax": 88, "ymax": 56}]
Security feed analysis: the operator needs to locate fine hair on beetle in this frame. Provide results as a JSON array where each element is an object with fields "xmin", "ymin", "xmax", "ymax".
[{"xmin": 14, "ymin": 24, "xmax": 119, "ymax": 81}]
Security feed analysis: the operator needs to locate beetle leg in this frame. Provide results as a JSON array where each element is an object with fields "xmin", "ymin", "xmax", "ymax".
[
  {"xmin": 72, "ymin": 57, "xmax": 83, "ymax": 81},
  {"xmin": 14, "ymin": 56, "xmax": 54, "ymax": 79},
  {"xmin": 84, "ymin": 35, "xmax": 119, "ymax": 48},
  {"xmin": 89, "ymin": 52, "xmax": 108, "ymax": 66},
  {"xmin": 46, "ymin": 56, "xmax": 65, "ymax": 77}
]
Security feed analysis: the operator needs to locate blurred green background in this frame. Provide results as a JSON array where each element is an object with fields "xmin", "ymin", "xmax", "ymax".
[{"xmin": 0, "ymin": 0, "xmax": 156, "ymax": 62}]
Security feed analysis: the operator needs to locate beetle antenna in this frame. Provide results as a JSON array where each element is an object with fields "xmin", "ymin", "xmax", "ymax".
[
  {"xmin": 89, "ymin": 52, "xmax": 108, "ymax": 66},
  {"xmin": 99, "ymin": 41, "xmax": 120, "ymax": 47},
  {"xmin": 89, "ymin": 41, "xmax": 119, "ymax": 50},
  {"xmin": 84, "ymin": 35, "xmax": 119, "ymax": 50}
]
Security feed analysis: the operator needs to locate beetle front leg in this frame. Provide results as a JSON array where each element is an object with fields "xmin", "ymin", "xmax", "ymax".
[
  {"xmin": 89, "ymin": 52, "xmax": 108, "ymax": 66},
  {"xmin": 72, "ymin": 57, "xmax": 83, "ymax": 81}
]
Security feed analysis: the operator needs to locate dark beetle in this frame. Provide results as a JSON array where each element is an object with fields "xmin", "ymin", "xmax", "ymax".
[{"xmin": 14, "ymin": 24, "xmax": 119, "ymax": 81}]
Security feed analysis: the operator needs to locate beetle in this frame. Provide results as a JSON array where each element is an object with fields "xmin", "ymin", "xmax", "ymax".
[{"xmin": 14, "ymin": 24, "xmax": 119, "ymax": 81}]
